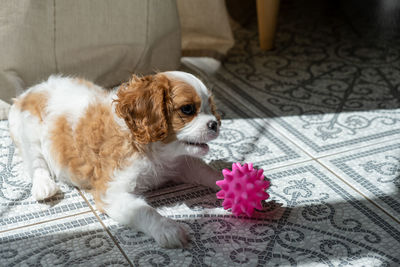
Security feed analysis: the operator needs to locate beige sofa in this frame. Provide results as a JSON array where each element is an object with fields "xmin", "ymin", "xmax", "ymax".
[{"xmin": 0, "ymin": 0, "xmax": 181, "ymax": 119}]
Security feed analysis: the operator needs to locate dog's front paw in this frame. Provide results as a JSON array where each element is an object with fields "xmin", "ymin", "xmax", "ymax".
[
  {"xmin": 152, "ymin": 218, "xmax": 189, "ymax": 248},
  {"xmin": 31, "ymin": 175, "xmax": 59, "ymax": 201}
]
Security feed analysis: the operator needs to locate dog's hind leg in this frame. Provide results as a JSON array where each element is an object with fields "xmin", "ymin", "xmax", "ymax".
[
  {"xmin": 30, "ymin": 155, "xmax": 59, "ymax": 201},
  {"xmin": 18, "ymin": 137, "xmax": 59, "ymax": 200},
  {"xmin": 9, "ymin": 105, "xmax": 59, "ymax": 201}
]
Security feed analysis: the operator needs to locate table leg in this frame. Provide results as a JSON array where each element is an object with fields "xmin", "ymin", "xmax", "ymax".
[{"xmin": 256, "ymin": 0, "xmax": 280, "ymax": 50}]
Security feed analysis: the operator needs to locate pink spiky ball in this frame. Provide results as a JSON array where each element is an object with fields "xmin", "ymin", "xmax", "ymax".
[{"xmin": 216, "ymin": 163, "xmax": 270, "ymax": 217}]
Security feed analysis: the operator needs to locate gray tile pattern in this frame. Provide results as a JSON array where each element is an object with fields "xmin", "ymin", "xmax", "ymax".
[
  {"xmin": 0, "ymin": 213, "xmax": 130, "ymax": 266},
  {"xmin": 96, "ymin": 162, "xmax": 400, "ymax": 266},
  {"xmin": 215, "ymin": 71, "xmax": 400, "ymax": 157},
  {"xmin": 197, "ymin": 0, "xmax": 400, "ymax": 158},
  {"xmin": 204, "ymin": 118, "xmax": 310, "ymax": 170},
  {"xmin": 320, "ymin": 140, "xmax": 400, "ymax": 219}
]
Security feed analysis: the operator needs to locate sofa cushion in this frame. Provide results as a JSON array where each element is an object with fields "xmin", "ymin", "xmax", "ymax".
[
  {"xmin": 177, "ymin": 0, "xmax": 234, "ymax": 58},
  {"xmin": 0, "ymin": 0, "xmax": 181, "ymax": 107}
]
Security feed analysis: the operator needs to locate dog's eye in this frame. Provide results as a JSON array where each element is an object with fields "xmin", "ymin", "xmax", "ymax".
[{"xmin": 180, "ymin": 104, "xmax": 196, "ymax": 115}]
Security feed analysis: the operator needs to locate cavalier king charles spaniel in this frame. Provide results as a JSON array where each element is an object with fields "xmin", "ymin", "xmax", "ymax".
[{"xmin": 8, "ymin": 71, "xmax": 221, "ymax": 248}]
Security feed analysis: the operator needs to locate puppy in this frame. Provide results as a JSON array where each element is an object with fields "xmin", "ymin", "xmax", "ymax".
[{"xmin": 8, "ymin": 71, "xmax": 221, "ymax": 248}]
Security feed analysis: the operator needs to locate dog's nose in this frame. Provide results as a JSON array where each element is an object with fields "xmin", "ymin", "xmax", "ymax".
[{"xmin": 207, "ymin": 120, "xmax": 218, "ymax": 132}]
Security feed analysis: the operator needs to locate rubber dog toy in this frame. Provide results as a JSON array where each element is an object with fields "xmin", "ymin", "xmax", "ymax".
[{"xmin": 216, "ymin": 162, "xmax": 270, "ymax": 217}]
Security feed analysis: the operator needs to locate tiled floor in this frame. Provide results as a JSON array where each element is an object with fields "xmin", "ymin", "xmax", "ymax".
[{"xmin": 1, "ymin": 0, "xmax": 400, "ymax": 266}]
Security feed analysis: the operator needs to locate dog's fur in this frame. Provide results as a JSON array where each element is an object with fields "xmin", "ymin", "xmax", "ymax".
[{"xmin": 8, "ymin": 71, "xmax": 221, "ymax": 248}]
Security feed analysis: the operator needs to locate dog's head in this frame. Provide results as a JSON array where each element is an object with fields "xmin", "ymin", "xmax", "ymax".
[{"xmin": 114, "ymin": 71, "xmax": 220, "ymax": 156}]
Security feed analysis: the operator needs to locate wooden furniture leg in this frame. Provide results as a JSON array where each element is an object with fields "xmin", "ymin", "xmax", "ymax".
[{"xmin": 256, "ymin": 0, "xmax": 280, "ymax": 50}]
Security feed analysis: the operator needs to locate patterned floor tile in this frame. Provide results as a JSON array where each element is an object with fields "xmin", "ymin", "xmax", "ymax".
[
  {"xmin": 0, "ymin": 121, "xmax": 90, "ymax": 232},
  {"xmin": 181, "ymin": 0, "xmax": 400, "ymax": 158},
  {"xmin": 0, "ymin": 213, "xmax": 129, "ymax": 266},
  {"xmin": 266, "ymin": 108, "xmax": 400, "ymax": 158},
  {"xmin": 96, "ymin": 161, "xmax": 400, "ymax": 266},
  {"xmin": 266, "ymin": 161, "xmax": 400, "ymax": 266},
  {"xmin": 184, "ymin": 58, "xmax": 400, "ymax": 158},
  {"xmin": 204, "ymin": 118, "xmax": 311, "ymax": 170},
  {"xmin": 320, "ymin": 140, "xmax": 400, "ymax": 220},
  {"xmin": 78, "ymin": 189, "xmax": 96, "ymax": 209}
]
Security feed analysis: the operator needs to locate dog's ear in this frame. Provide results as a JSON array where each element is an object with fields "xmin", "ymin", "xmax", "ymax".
[{"xmin": 114, "ymin": 74, "xmax": 171, "ymax": 144}]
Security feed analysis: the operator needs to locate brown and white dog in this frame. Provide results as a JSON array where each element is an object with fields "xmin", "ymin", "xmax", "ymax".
[{"xmin": 8, "ymin": 71, "xmax": 221, "ymax": 248}]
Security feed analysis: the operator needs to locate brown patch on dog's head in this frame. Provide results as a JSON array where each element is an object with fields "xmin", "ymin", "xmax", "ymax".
[
  {"xmin": 14, "ymin": 91, "xmax": 48, "ymax": 122},
  {"xmin": 114, "ymin": 74, "xmax": 173, "ymax": 145},
  {"xmin": 167, "ymin": 78, "xmax": 202, "ymax": 134},
  {"xmin": 114, "ymin": 73, "xmax": 207, "ymax": 145}
]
